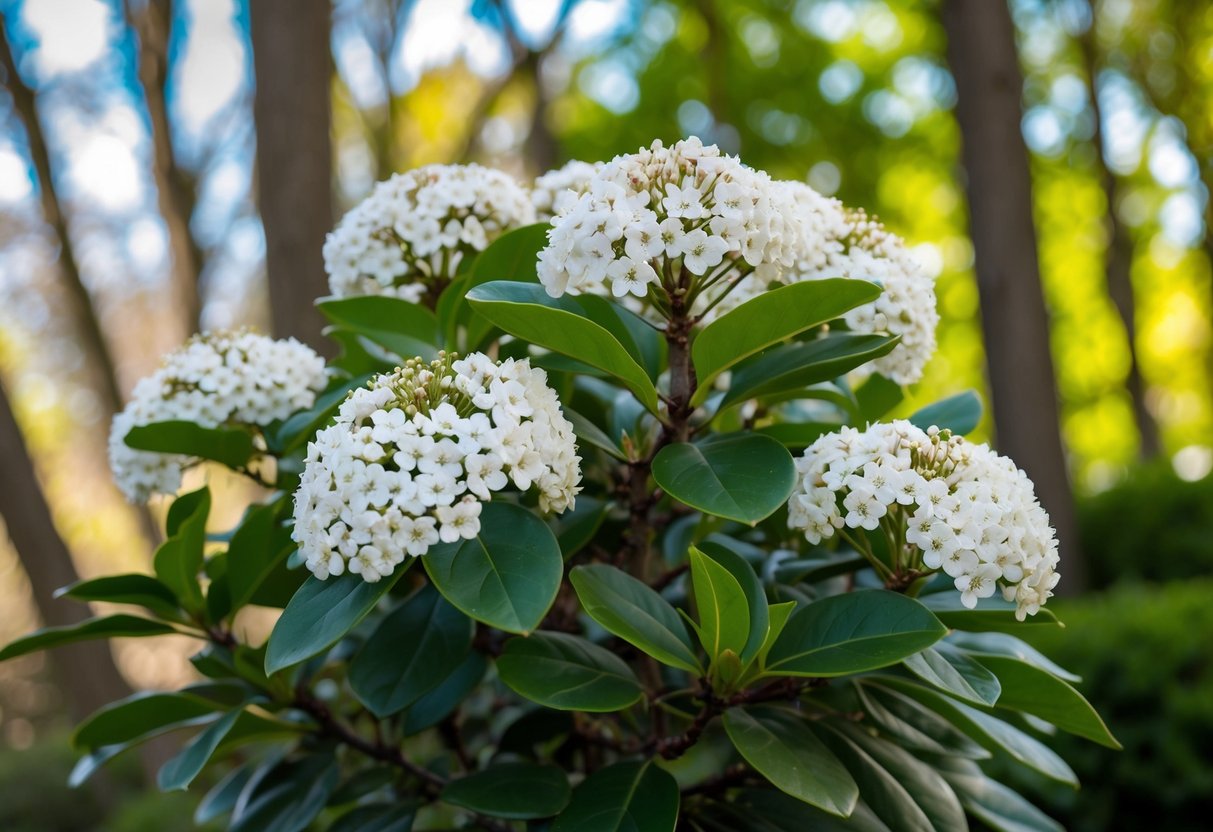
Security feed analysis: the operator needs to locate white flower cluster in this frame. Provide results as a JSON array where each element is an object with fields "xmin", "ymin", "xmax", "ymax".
[
  {"xmin": 787, "ymin": 421, "xmax": 1060, "ymax": 620},
  {"xmin": 108, "ymin": 331, "xmax": 328, "ymax": 502},
  {"xmin": 323, "ymin": 164, "xmax": 535, "ymax": 302},
  {"xmin": 704, "ymin": 183, "xmax": 938, "ymax": 384},
  {"xmin": 531, "ymin": 160, "xmax": 602, "ymax": 221},
  {"xmin": 536, "ymin": 137, "xmax": 803, "ymax": 305},
  {"xmin": 292, "ymin": 352, "xmax": 581, "ymax": 582}
]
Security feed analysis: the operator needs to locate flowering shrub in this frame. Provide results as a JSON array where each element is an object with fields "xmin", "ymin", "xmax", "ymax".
[{"xmin": 2, "ymin": 141, "xmax": 1114, "ymax": 832}]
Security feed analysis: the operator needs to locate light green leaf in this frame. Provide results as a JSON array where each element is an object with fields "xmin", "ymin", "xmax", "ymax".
[
  {"xmin": 442, "ymin": 761, "xmax": 570, "ymax": 820},
  {"xmin": 688, "ymin": 546, "xmax": 750, "ymax": 663},
  {"xmin": 497, "ymin": 631, "xmax": 643, "ymax": 712},
  {"xmin": 551, "ymin": 761, "xmax": 679, "ymax": 832},
  {"xmin": 652, "ymin": 433, "xmax": 795, "ymax": 525},
  {"xmin": 947, "ymin": 632, "xmax": 1080, "ymax": 682},
  {"xmin": 423, "ymin": 501, "xmax": 562, "ymax": 634},
  {"xmin": 903, "ymin": 644, "xmax": 1002, "ymax": 706},
  {"xmin": 695, "ymin": 540, "xmax": 770, "ymax": 666},
  {"xmin": 979, "ymin": 655, "xmax": 1120, "ymax": 748},
  {"xmin": 758, "ymin": 601, "xmax": 796, "ymax": 670}
]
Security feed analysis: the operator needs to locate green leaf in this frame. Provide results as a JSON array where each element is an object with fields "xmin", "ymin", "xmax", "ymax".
[
  {"xmin": 268, "ymin": 374, "xmax": 372, "ymax": 454},
  {"xmin": 442, "ymin": 761, "xmax": 570, "ymax": 820},
  {"xmin": 732, "ymin": 788, "xmax": 891, "ymax": 832},
  {"xmin": 903, "ymin": 645, "xmax": 1002, "ymax": 706},
  {"xmin": 919, "ymin": 592, "xmax": 1061, "ymax": 632},
  {"xmin": 855, "ymin": 375, "xmax": 903, "ymax": 422},
  {"xmin": 816, "ymin": 721, "xmax": 967, "ymax": 832},
  {"xmin": 349, "ymin": 585, "xmax": 473, "ymax": 717},
  {"xmin": 853, "ymin": 683, "xmax": 989, "ymax": 759},
  {"xmin": 329, "ymin": 804, "xmax": 416, "ymax": 832},
  {"xmin": 940, "ymin": 767, "xmax": 1064, "ymax": 832},
  {"xmin": 158, "ymin": 708, "xmax": 242, "ymax": 790},
  {"xmin": 691, "ymin": 278, "xmax": 881, "ymax": 403},
  {"xmin": 155, "ymin": 486, "xmax": 211, "ymax": 610},
  {"xmin": 758, "ymin": 601, "xmax": 796, "ymax": 669},
  {"xmin": 553, "ymin": 496, "xmax": 611, "ymax": 558},
  {"xmin": 224, "ymin": 501, "xmax": 296, "ymax": 613},
  {"xmin": 466, "ymin": 281, "xmax": 661, "ymax": 413},
  {"xmin": 123, "ymin": 422, "xmax": 256, "ymax": 469},
  {"xmin": 909, "ymin": 391, "xmax": 983, "ymax": 436},
  {"xmin": 55, "ymin": 574, "xmax": 179, "ymax": 619},
  {"xmin": 402, "ymin": 652, "xmax": 488, "ymax": 736},
  {"xmin": 0, "ymin": 615, "xmax": 176, "ymax": 662},
  {"xmin": 230, "ymin": 754, "xmax": 339, "ymax": 832},
  {"xmin": 755, "ymin": 422, "xmax": 842, "ymax": 450},
  {"xmin": 565, "ymin": 408, "xmax": 627, "ymax": 460},
  {"xmin": 723, "ymin": 706, "xmax": 858, "ymax": 817},
  {"xmin": 947, "ymin": 632, "xmax": 1080, "ymax": 682},
  {"xmin": 75, "ymin": 690, "xmax": 227, "ymax": 751},
  {"xmin": 264, "ymin": 567, "xmax": 408, "ymax": 674},
  {"xmin": 318, "ymin": 295, "xmax": 441, "ymax": 359},
  {"xmin": 978, "ymin": 655, "xmax": 1120, "ymax": 748},
  {"xmin": 652, "ymin": 433, "xmax": 795, "ymax": 525},
  {"xmin": 765, "ymin": 591, "xmax": 946, "ymax": 677},
  {"xmin": 551, "ymin": 761, "xmax": 679, "ymax": 832},
  {"xmin": 720, "ymin": 334, "xmax": 901, "ymax": 409},
  {"xmin": 875, "ymin": 679, "xmax": 1077, "ymax": 786},
  {"xmin": 687, "ymin": 546, "xmax": 750, "ymax": 663},
  {"xmin": 695, "ymin": 541, "xmax": 770, "ymax": 666},
  {"xmin": 569, "ymin": 564, "xmax": 701, "ymax": 674},
  {"xmin": 195, "ymin": 764, "xmax": 253, "ymax": 825},
  {"xmin": 497, "ymin": 631, "xmax": 643, "ymax": 712},
  {"xmin": 423, "ymin": 501, "xmax": 562, "ymax": 634}
]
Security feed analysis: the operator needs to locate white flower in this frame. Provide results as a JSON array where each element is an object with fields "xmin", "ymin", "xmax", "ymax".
[
  {"xmin": 292, "ymin": 352, "xmax": 581, "ymax": 581},
  {"xmin": 324, "ymin": 164, "xmax": 535, "ymax": 301},
  {"xmin": 531, "ymin": 160, "xmax": 602, "ymax": 221},
  {"xmin": 108, "ymin": 330, "xmax": 328, "ymax": 502},
  {"xmin": 787, "ymin": 420, "xmax": 1060, "ymax": 620}
]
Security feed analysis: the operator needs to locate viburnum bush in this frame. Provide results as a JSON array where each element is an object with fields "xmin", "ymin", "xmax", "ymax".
[{"xmin": 1, "ymin": 138, "xmax": 1116, "ymax": 832}]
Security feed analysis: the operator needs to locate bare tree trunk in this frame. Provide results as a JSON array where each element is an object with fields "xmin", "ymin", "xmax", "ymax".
[
  {"xmin": 0, "ymin": 18, "xmax": 123, "ymax": 413},
  {"xmin": 942, "ymin": 0, "xmax": 1085, "ymax": 592},
  {"xmin": 126, "ymin": 0, "xmax": 204, "ymax": 333},
  {"xmin": 249, "ymin": 0, "xmax": 334, "ymax": 354},
  {"xmin": 1078, "ymin": 16, "xmax": 1160, "ymax": 458},
  {"xmin": 0, "ymin": 382, "xmax": 132, "ymax": 721}
]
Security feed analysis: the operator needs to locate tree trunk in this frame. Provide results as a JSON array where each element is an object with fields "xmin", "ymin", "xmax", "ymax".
[
  {"xmin": 0, "ymin": 382, "xmax": 132, "ymax": 721},
  {"xmin": 0, "ymin": 17, "xmax": 123, "ymax": 413},
  {"xmin": 249, "ymin": 0, "xmax": 334, "ymax": 355},
  {"xmin": 942, "ymin": 0, "xmax": 1085, "ymax": 592},
  {"xmin": 1078, "ymin": 16, "xmax": 1160, "ymax": 458},
  {"xmin": 126, "ymin": 0, "xmax": 204, "ymax": 333}
]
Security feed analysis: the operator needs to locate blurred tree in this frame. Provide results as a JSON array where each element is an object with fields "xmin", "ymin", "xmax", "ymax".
[
  {"xmin": 250, "ymin": 0, "xmax": 334, "ymax": 353},
  {"xmin": 942, "ymin": 0, "xmax": 1083, "ymax": 587}
]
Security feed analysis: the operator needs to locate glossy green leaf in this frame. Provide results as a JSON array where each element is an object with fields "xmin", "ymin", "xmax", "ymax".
[
  {"xmin": 732, "ymin": 788, "xmax": 891, "ymax": 832},
  {"xmin": 903, "ymin": 644, "xmax": 1002, "ymax": 706},
  {"xmin": 652, "ymin": 433, "xmax": 795, "ymax": 525},
  {"xmin": 0, "ymin": 614, "xmax": 176, "ymax": 662},
  {"xmin": 349, "ymin": 585, "xmax": 473, "ymax": 717},
  {"xmin": 466, "ymin": 281, "xmax": 661, "ymax": 413},
  {"xmin": 423, "ymin": 501, "xmax": 562, "ymax": 634},
  {"xmin": 318, "ymin": 295, "xmax": 441, "ymax": 359},
  {"xmin": 687, "ymin": 546, "xmax": 750, "ymax": 662},
  {"xmin": 723, "ymin": 706, "xmax": 858, "ymax": 817},
  {"xmin": 402, "ymin": 652, "xmax": 488, "ymax": 736},
  {"xmin": 124, "ymin": 421, "xmax": 256, "ymax": 469},
  {"xmin": 75, "ymin": 690, "xmax": 228, "ymax": 751},
  {"xmin": 854, "ymin": 683, "xmax": 989, "ymax": 759},
  {"xmin": 154, "ymin": 486, "xmax": 211, "ymax": 610},
  {"xmin": 564, "ymin": 408, "xmax": 627, "ymax": 460},
  {"xmin": 551, "ymin": 761, "xmax": 679, "ymax": 832},
  {"xmin": 720, "ymin": 333, "xmax": 901, "ymax": 409},
  {"xmin": 497, "ymin": 631, "xmax": 643, "ymax": 712},
  {"xmin": 765, "ymin": 591, "xmax": 946, "ymax": 677},
  {"xmin": 978, "ymin": 655, "xmax": 1120, "ymax": 748},
  {"xmin": 442, "ymin": 761, "xmax": 570, "ymax": 820},
  {"xmin": 158, "ymin": 708, "xmax": 242, "ymax": 790},
  {"xmin": 919, "ymin": 592, "xmax": 1061, "ymax": 632},
  {"xmin": 264, "ymin": 567, "xmax": 408, "ymax": 674},
  {"xmin": 909, "ymin": 391, "xmax": 983, "ymax": 436},
  {"xmin": 229, "ymin": 754, "xmax": 339, "ymax": 832},
  {"xmin": 691, "ymin": 278, "xmax": 881, "ymax": 402},
  {"xmin": 755, "ymin": 421, "xmax": 842, "ymax": 450},
  {"xmin": 758, "ymin": 601, "xmax": 796, "ymax": 669},
  {"xmin": 195, "ymin": 764, "xmax": 254, "ymax": 825},
  {"xmin": 940, "ymin": 767, "xmax": 1064, "ymax": 832},
  {"xmin": 224, "ymin": 501, "xmax": 296, "ymax": 613},
  {"xmin": 569, "ymin": 564, "xmax": 701, "ymax": 674},
  {"xmin": 947, "ymin": 632, "xmax": 1080, "ymax": 682},
  {"xmin": 855, "ymin": 374, "xmax": 904, "ymax": 422},
  {"xmin": 553, "ymin": 496, "xmax": 611, "ymax": 558},
  {"xmin": 328, "ymin": 804, "xmax": 416, "ymax": 832},
  {"xmin": 268, "ymin": 374, "xmax": 371, "ymax": 454},
  {"xmin": 695, "ymin": 540, "xmax": 770, "ymax": 666},
  {"xmin": 55, "ymin": 573, "xmax": 179, "ymax": 619}
]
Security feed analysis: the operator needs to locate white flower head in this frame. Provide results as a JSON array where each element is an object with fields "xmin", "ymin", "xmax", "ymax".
[
  {"xmin": 108, "ymin": 330, "xmax": 328, "ymax": 502},
  {"xmin": 292, "ymin": 352, "xmax": 581, "ymax": 581},
  {"xmin": 531, "ymin": 160, "xmax": 603, "ymax": 221},
  {"xmin": 787, "ymin": 420, "xmax": 1060, "ymax": 620},
  {"xmin": 324, "ymin": 164, "xmax": 535, "ymax": 302}
]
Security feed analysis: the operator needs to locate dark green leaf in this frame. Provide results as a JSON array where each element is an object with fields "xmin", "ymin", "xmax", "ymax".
[
  {"xmin": 124, "ymin": 422, "xmax": 255, "ymax": 469},
  {"xmin": 195, "ymin": 764, "xmax": 254, "ymax": 824},
  {"xmin": 947, "ymin": 632, "xmax": 1080, "ymax": 682},
  {"xmin": 765, "ymin": 591, "xmax": 946, "ymax": 677},
  {"xmin": 158, "ymin": 708, "xmax": 242, "ymax": 790},
  {"xmin": 854, "ymin": 683, "xmax": 989, "ymax": 759},
  {"xmin": 909, "ymin": 391, "xmax": 983, "ymax": 436},
  {"xmin": 55, "ymin": 574, "xmax": 179, "ymax": 619},
  {"xmin": 652, "ymin": 433, "xmax": 795, "ymax": 525},
  {"xmin": 565, "ymin": 408, "xmax": 627, "ymax": 460},
  {"xmin": 230, "ymin": 754, "xmax": 339, "ymax": 832},
  {"xmin": 903, "ymin": 644, "xmax": 1002, "ymax": 706},
  {"xmin": 0, "ymin": 615, "xmax": 176, "ymax": 662},
  {"xmin": 497, "ymin": 631, "xmax": 643, "ymax": 712},
  {"xmin": 940, "ymin": 767, "xmax": 1064, "ymax": 832},
  {"xmin": 424, "ymin": 501, "xmax": 562, "ymax": 634},
  {"xmin": 919, "ymin": 593, "xmax": 1061, "ymax": 632},
  {"xmin": 155, "ymin": 486, "xmax": 211, "ymax": 610},
  {"xmin": 695, "ymin": 540, "xmax": 769, "ymax": 666},
  {"xmin": 855, "ymin": 375, "xmax": 903, "ymax": 422},
  {"xmin": 442, "ymin": 761, "xmax": 570, "ymax": 820},
  {"xmin": 554, "ymin": 496, "xmax": 611, "ymax": 558},
  {"xmin": 723, "ymin": 706, "xmax": 857, "ymax": 817},
  {"xmin": 268, "ymin": 374, "xmax": 371, "ymax": 454},
  {"xmin": 551, "ymin": 761, "xmax": 679, "ymax": 832},
  {"xmin": 720, "ymin": 334, "xmax": 901, "ymax": 409},
  {"xmin": 329, "ymin": 804, "xmax": 416, "ymax": 832},
  {"xmin": 691, "ymin": 278, "xmax": 881, "ymax": 402},
  {"xmin": 75, "ymin": 690, "xmax": 228, "ymax": 751},
  {"xmin": 264, "ymin": 567, "xmax": 408, "ymax": 674},
  {"xmin": 755, "ymin": 421, "xmax": 843, "ymax": 450},
  {"xmin": 466, "ymin": 281, "xmax": 661, "ymax": 413},
  {"xmin": 318, "ymin": 295, "xmax": 441, "ymax": 359},
  {"xmin": 349, "ymin": 585, "xmax": 473, "ymax": 717},
  {"xmin": 687, "ymin": 546, "xmax": 750, "ymax": 663},
  {"xmin": 225, "ymin": 501, "xmax": 296, "ymax": 613},
  {"xmin": 978, "ymin": 655, "xmax": 1120, "ymax": 748},
  {"xmin": 569, "ymin": 564, "xmax": 701, "ymax": 674},
  {"xmin": 732, "ymin": 789, "xmax": 891, "ymax": 832},
  {"xmin": 402, "ymin": 652, "xmax": 488, "ymax": 736}
]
